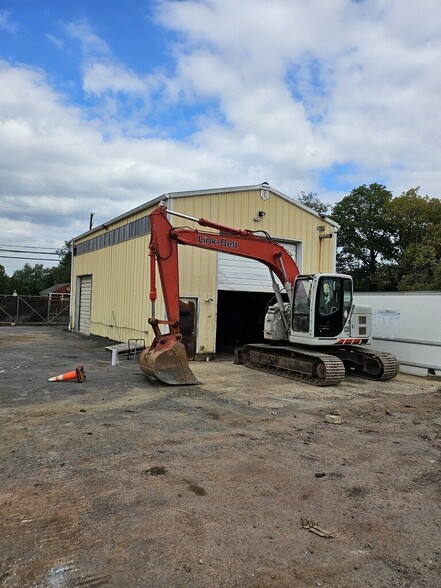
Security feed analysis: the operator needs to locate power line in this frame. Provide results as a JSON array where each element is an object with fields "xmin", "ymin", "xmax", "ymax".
[
  {"xmin": 0, "ymin": 243, "xmax": 58, "ymax": 250},
  {"xmin": 0, "ymin": 248, "xmax": 59, "ymax": 255},
  {"xmin": 0, "ymin": 204, "xmax": 90, "ymax": 216},
  {"xmin": 0, "ymin": 255, "xmax": 60, "ymax": 261}
]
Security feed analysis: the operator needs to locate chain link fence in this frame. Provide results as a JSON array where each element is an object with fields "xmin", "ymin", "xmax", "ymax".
[{"xmin": 0, "ymin": 294, "xmax": 70, "ymax": 325}]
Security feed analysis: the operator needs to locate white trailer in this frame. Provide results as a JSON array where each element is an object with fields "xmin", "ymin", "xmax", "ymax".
[{"xmin": 354, "ymin": 292, "xmax": 441, "ymax": 377}]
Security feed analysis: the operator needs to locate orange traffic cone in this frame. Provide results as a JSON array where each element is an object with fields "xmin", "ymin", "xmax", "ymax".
[{"xmin": 48, "ymin": 364, "xmax": 86, "ymax": 383}]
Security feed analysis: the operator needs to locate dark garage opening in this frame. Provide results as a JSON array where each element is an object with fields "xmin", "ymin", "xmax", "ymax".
[{"xmin": 216, "ymin": 290, "xmax": 275, "ymax": 354}]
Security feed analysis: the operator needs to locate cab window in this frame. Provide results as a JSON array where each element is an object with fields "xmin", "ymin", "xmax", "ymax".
[
  {"xmin": 318, "ymin": 278, "xmax": 341, "ymax": 316},
  {"xmin": 292, "ymin": 278, "xmax": 312, "ymax": 332}
]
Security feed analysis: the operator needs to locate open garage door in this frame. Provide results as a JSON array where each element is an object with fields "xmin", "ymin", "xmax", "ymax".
[
  {"xmin": 216, "ymin": 290, "xmax": 275, "ymax": 353},
  {"xmin": 216, "ymin": 240, "xmax": 296, "ymax": 352},
  {"xmin": 217, "ymin": 241, "xmax": 297, "ymax": 292}
]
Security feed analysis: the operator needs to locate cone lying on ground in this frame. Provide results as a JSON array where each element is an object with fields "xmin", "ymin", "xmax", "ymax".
[{"xmin": 48, "ymin": 364, "xmax": 86, "ymax": 383}]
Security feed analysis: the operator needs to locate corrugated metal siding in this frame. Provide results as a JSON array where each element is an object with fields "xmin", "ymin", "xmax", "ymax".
[
  {"xmin": 167, "ymin": 190, "xmax": 335, "ymax": 274},
  {"xmin": 71, "ymin": 189, "xmax": 336, "ymax": 352},
  {"xmin": 72, "ymin": 226, "xmax": 153, "ymax": 343},
  {"xmin": 217, "ymin": 241, "xmax": 297, "ymax": 292}
]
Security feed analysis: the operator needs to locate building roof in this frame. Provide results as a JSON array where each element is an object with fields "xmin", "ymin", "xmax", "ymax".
[
  {"xmin": 39, "ymin": 283, "xmax": 71, "ymax": 295},
  {"xmin": 73, "ymin": 182, "xmax": 339, "ymax": 241}
]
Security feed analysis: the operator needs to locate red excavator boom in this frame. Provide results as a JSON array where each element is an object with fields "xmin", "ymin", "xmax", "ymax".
[{"xmin": 139, "ymin": 205, "xmax": 299, "ymax": 384}]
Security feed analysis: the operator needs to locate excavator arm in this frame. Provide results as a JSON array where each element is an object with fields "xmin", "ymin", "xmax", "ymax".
[
  {"xmin": 139, "ymin": 204, "xmax": 299, "ymax": 384},
  {"xmin": 140, "ymin": 204, "xmax": 399, "ymax": 387}
]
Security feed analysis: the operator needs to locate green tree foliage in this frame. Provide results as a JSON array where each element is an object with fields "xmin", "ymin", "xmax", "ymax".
[
  {"xmin": 5, "ymin": 241, "xmax": 72, "ymax": 295},
  {"xmin": 331, "ymin": 184, "xmax": 441, "ymax": 291},
  {"xmin": 387, "ymin": 189, "xmax": 434, "ymax": 254},
  {"xmin": 388, "ymin": 189, "xmax": 441, "ymax": 290},
  {"xmin": 51, "ymin": 240, "xmax": 72, "ymax": 285},
  {"xmin": 297, "ymin": 191, "xmax": 331, "ymax": 215},
  {"xmin": 331, "ymin": 183, "xmax": 395, "ymax": 291},
  {"xmin": 10, "ymin": 264, "xmax": 53, "ymax": 295},
  {"xmin": 0, "ymin": 264, "xmax": 10, "ymax": 294}
]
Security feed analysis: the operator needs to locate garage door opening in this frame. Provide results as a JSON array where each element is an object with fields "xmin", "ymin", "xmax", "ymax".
[
  {"xmin": 76, "ymin": 275, "xmax": 92, "ymax": 335},
  {"xmin": 216, "ymin": 290, "xmax": 276, "ymax": 354}
]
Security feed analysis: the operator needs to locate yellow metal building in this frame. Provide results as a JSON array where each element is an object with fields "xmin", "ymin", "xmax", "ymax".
[{"xmin": 70, "ymin": 184, "xmax": 338, "ymax": 358}]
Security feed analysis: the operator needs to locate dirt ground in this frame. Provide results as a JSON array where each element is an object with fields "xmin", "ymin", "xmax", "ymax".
[{"xmin": 0, "ymin": 326, "xmax": 440, "ymax": 588}]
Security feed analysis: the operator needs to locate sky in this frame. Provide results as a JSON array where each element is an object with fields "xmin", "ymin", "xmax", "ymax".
[{"xmin": 1, "ymin": 0, "xmax": 441, "ymax": 275}]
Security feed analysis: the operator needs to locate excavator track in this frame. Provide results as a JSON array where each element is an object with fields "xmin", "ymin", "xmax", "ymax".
[
  {"xmin": 241, "ymin": 344, "xmax": 346, "ymax": 386},
  {"xmin": 330, "ymin": 346, "xmax": 400, "ymax": 381}
]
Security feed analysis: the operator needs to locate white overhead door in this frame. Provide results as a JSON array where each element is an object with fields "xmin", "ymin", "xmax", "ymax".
[
  {"xmin": 217, "ymin": 241, "xmax": 297, "ymax": 292},
  {"xmin": 78, "ymin": 275, "xmax": 92, "ymax": 334}
]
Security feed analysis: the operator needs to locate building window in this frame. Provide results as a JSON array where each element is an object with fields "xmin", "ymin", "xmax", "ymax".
[{"xmin": 74, "ymin": 216, "xmax": 151, "ymax": 255}]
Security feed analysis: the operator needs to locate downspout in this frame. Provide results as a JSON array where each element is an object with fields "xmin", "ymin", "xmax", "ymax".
[
  {"xmin": 332, "ymin": 225, "xmax": 338, "ymax": 273},
  {"xmin": 69, "ymin": 241, "xmax": 75, "ymax": 331}
]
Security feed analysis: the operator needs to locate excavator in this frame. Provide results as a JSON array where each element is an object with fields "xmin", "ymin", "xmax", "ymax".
[{"xmin": 139, "ymin": 205, "xmax": 399, "ymax": 386}]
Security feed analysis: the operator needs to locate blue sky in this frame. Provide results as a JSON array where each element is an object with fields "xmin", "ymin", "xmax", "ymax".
[{"xmin": 1, "ymin": 0, "xmax": 441, "ymax": 274}]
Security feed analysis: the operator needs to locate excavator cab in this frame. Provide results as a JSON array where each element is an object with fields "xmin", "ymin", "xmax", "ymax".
[
  {"xmin": 314, "ymin": 275, "xmax": 352, "ymax": 338},
  {"xmin": 291, "ymin": 274, "xmax": 353, "ymax": 342}
]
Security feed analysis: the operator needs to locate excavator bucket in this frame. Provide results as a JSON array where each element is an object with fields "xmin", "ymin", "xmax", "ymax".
[{"xmin": 139, "ymin": 338, "xmax": 200, "ymax": 385}]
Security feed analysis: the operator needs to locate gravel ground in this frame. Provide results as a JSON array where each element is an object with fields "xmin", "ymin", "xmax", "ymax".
[{"xmin": 0, "ymin": 326, "xmax": 440, "ymax": 588}]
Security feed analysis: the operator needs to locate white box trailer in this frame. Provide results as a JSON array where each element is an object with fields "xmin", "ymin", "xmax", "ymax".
[{"xmin": 354, "ymin": 292, "xmax": 441, "ymax": 377}]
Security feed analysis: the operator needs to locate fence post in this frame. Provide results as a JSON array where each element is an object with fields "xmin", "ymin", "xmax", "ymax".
[{"xmin": 13, "ymin": 291, "xmax": 19, "ymax": 324}]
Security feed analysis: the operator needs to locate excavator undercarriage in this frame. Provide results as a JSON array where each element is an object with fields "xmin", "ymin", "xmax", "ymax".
[
  {"xmin": 330, "ymin": 346, "xmax": 400, "ymax": 381},
  {"xmin": 239, "ymin": 344, "xmax": 399, "ymax": 386}
]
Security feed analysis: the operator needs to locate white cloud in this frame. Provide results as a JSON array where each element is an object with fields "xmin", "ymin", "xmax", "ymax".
[
  {"xmin": 1, "ymin": 0, "xmax": 441, "ymax": 274},
  {"xmin": 83, "ymin": 62, "xmax": 148, "ymax": 95},
  {"xmin": 0, "ymin": 60, "xmax": 255, "ymax": 273},
  {"xmin": 64, "ymin": 19, "xmax": 110, "ymax": 56},
  {"xmin": 46, "ymin": 33, "xmax": 64, "ymax": 49},
  {"xmin": 155, "ymin": 0, "xmax": 441, "ymax": 196}
]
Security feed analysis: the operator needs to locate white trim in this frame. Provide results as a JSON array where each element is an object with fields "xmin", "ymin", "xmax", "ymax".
[{"xmin": 73, "ymin": 183, "xmax": 339, "ymax": 241}]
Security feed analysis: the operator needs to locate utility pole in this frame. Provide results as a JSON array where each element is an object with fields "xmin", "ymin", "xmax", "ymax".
[{"xmin": 89, "ymin": 212, "xmax": 95, "ymax": 231}]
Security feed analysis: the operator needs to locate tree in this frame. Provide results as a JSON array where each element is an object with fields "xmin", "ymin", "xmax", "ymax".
[
  {"xmin": 50, "ymin": 240, "xmax": 72, "ymax": 284},
  {"xmin": 387, "ymin": 188, "xmax": 441, "ymax": 257},
  {"xmin": 398, "ymin": 241, "xmax": 441, "ymax": 291},
  {"xmin": 10, "ymin": 264, "xmax": 53, "ymax": 295},
  {"xmin": 0, "ymin": 264, "xmax": 10, "ymax": 294},
  {"xmin": 332, "ymin": 184, "xmax": 441, "ymax": 291},
  {"xmin": 387, "ymin": 191, "xmax": 441, "ymax": 290},
  {"xmin": 5, "ymin": 241, "xmax": 72, "ymax": 295},
  {"xmin": 331, "ymin": 183, "xmax": 395, "ymax": 291},
  {"xmin": 297, "ymin": 191, "xmax": 330, "ymax": 215}
]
